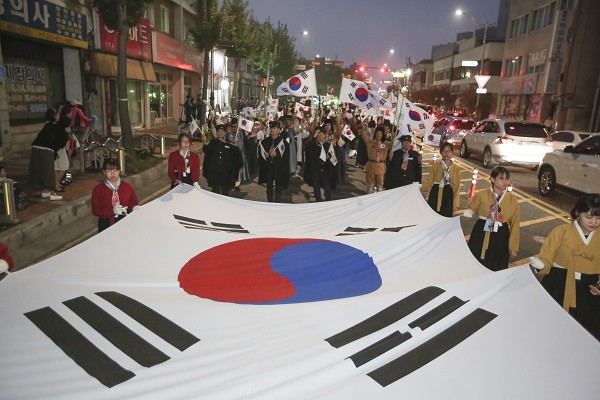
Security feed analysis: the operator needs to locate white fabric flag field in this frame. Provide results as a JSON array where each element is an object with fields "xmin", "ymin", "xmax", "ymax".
[
  {"xmin": 393, "ymin": 97, "xmax": 435, "ymax": 151},
  {"xmin": 339, "ymin": 78, "xmax": 390, "ymax": 117},
  {"xmin": 1, "ymin": 184, "xmax": 599, "ymax": 399},
  {"xmin": 276, "ymin": 68, "xmax": 318, "ymax": 97}
]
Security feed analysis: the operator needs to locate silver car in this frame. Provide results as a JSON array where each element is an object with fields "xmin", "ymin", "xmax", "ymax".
[
  {"xmin": 459, "ymin": 119, "xmax": 553, "ymax": 169},
  {"xmin": 550, "ymin": 130, "xmax": 595, "ymax": 151},
  {"xmin": 431, "ymin": 116, "xmax": 475, "ymax": 146},
  {"xmin": 538, "ymin": 135, "xmax": 600, "ymax": 195}
]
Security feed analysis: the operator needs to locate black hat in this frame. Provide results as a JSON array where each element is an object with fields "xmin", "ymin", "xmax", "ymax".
[
  {"xmin": 399, "ymin": 134, "xmax": 412, "ymax": 142},
  {"xmin": 374, "ymin": 126, "xmax": 385, "ymax": 134},
  {"xmin": 316, "ymin": 125, "xmax": 326, "ymax": 133},
  {"xmin": 215, "ymin": 124, "xmax": 227, "ymax": 131},
  {"xmin": 229, "ymin": 118, "xmax": 238, "ymax": 126},
  {"xmin": 268, "ymin": 121, "xmax": 280, "ymax": 129}
]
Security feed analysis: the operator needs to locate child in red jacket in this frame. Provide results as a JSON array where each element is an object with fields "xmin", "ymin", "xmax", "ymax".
[{"xmin": 92, "ymin": 159, "xmax": 139, "ymax": 233}]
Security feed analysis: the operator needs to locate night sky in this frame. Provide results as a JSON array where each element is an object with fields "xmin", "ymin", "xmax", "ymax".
[{"xmin": 246, "ymin": 0, "xmax": 501, "ymax": 74}]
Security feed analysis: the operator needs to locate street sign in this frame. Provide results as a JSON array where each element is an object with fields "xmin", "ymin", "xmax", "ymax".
[
  {"xmin": 475, "ymin": 75, "xmax": 491, "ymax": 89},
  {"xmin": 476, "ymin": 88, "xmax": 488, "ymax": 94},
  {"xmin": 462, "ymin": 60, "xmax": 478, "ymax": 67}
]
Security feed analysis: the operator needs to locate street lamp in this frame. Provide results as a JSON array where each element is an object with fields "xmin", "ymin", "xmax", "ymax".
[{"xmin": 456, "ymin": 8, "xmax": 491, "ymax": 118}]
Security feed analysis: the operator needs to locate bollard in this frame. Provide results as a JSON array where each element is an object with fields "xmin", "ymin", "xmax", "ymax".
[
  {"xmin": 78, "ymin": 145, "xmax": 86, "ymax": 173},
  {"xmin": 118, "ymin": 148, "xmax": 126, "ymax": 176},
  {"xmin": 0, "ymin": 178, "xmax": 19, "ymax": 224},
  {"xmin": 160, "ymin": 136, "xmax": 166, "ymax": 158},
  {"xmin": 469, "ymin": 168, "xmax": 478, "ymax": 199}
]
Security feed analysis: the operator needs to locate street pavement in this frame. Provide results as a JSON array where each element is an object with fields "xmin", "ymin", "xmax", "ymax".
[{"xmin": 0, "ymin": 124, "xmax": 573, "ymax": 273}]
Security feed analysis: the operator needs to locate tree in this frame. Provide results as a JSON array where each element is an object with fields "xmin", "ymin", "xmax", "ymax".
[
  {"xmin": 250, "ymin": 19, "xmax": 297, "ymax": 106},
  {"xmin": 191, "ymin": 0, "xmax": 222, "ymax": 123},
  {"xmin": 220, "ymin": 0, "xmax": 258, "ymax": 111},
  {"xmin": 92, "ymin": 0, "xmax": 152, "ymax": 158}
]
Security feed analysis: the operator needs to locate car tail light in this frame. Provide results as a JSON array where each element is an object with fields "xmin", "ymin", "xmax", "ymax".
[
  {"xmin": 496, "ymin": 135, "xmax": 514, "ymax": 144},
  {"xmin": 449, "ymin": 125, "xmax": 456, "ymax": 132}
]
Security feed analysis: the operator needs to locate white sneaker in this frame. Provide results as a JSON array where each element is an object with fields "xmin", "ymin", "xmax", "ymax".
[
  {"xmin": 50, "ymin": 194, "xmax": 63, "ymax": 201},
  {"xmin": 41, "ymin": 191, "xmax": 51, "ymax": 198}
]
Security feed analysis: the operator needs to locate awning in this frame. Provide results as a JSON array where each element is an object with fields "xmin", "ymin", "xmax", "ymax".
[{"xmin": 90, "ymin": 52, "xmax": 157, "ymax": 82}]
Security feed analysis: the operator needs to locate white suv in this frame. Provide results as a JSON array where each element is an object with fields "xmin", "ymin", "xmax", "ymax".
[
  {"xmin": 538, "ymin": 135, "xmax": 600, "ymax": 195},
  {"xmin": 459, "ymin": 119, "xmax": 553, "ymax": 169}
]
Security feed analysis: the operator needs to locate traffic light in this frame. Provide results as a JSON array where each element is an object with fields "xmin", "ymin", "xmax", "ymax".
[
  {"xmin": 359, "ymin": 66, "xmax": 366, "ymax": 72},
  {"xmin": 380, "ymin": 68, "xmax": 390, "ymax": 72}
]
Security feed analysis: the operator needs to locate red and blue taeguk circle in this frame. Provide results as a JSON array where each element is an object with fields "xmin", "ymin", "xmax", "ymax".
[
  {"xmin": 178, "ymin": 238, "xmax": 381, "ymax": 305},
  {"xmin": 408, "ymin": 110, "xmax": 422, "ymax": 121},
  {"xmin": 288, "ymin": 77, "xmax": 302, "ymax": 91},
  {"xmin": 355, "ymin": 87, "xmax": 369, "ymax": 102}
]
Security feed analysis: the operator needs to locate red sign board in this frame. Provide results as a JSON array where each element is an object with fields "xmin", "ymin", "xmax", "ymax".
[
  {"xmin": 97, "ymin": 14, "xmax": 152, "ymax": 61},
  {"xmin": 152, "ymin": 32, "xmax": 202, "ymax": 73}
]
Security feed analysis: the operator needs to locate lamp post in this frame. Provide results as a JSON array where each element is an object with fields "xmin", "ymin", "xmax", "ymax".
[{"xmin": 456, "ymin": 9, "xmax": 490, "ymax": 119}]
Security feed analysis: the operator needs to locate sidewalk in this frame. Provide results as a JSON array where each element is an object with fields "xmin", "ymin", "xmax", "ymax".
[{"xmin": 0, "ymin": 123, "xmax": 185, "ymax": 270}]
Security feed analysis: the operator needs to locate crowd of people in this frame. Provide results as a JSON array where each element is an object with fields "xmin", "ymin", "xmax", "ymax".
[{"xmin": 22, "ymin": 99, "xmax": 600, "ymax": 340}]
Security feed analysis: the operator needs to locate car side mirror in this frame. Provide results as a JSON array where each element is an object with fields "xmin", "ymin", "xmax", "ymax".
[{"xmin": 563, "ymin": 145, "xmax": 574, "ymax": 153}]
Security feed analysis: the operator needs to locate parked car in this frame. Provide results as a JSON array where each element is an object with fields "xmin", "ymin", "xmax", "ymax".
[
  {"xmin": 538, "ymin": 134, "xmax": 600, "ymax": 196},
  {"xmin": 459, "ymin": 119, "xmax": 553, "ymax": 169},
  {"xmin": 550, "ymin": 130, "xmax": 596, "ymax": 151},
  {"xmin": 431, "ymin": 116, "xmax": 475, "ymax": 147}
]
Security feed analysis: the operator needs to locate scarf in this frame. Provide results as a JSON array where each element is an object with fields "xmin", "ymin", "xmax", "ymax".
[
  {"xmin": 180, "ymin": 149, "xmax": 190, "ymax": 177},
  {"xmin": 104, "ymin": 178, "xmax": 121, "ymax": 207},
  {"xmin": 401, "ymin": 150, "xmax": 409, "ymax": 171}
]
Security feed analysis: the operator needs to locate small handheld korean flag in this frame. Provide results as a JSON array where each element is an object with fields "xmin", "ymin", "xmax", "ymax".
[
  {"xmin": 238, "ymin": 116, "xmax": 255, "ymax": 133},
  {"xmin": 189, "ymin": 118, "xmax": 199, "ymax": 135},
  {"xmin": 267, "ymin": 95, "xmax": 279, "ymax": 115},
  {"xmin": 328, "ymin": 144, "xmax": 338, "ymax": 166},
  {"xmin": 341, "ymin": 125, "xmax": 356, "ymax": 141},
  {"xmin": 242, "ymin": 107, "xmax": 255, "ymax": 118},
  {"xmin": 277, "ymin": 68, "xmax": 318, "ymax": 97},
  {"xmin": 276, "ymin": 139, "xmax": 286, "ymax": 155}
]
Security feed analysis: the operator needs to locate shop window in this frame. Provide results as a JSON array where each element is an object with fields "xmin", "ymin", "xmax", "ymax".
[
  {"xmin": 160, "ymin": 5, "xmax": 170, "ymax": 34},
  {"xmin": 504, "ymin": 56, "xmax": 522, "ymax": 77},
  {"xmin": 510, "ymin": 13, "xmax": 529, "ymax": 39},
  {"xmin": 531, "ymin": 2, "xmax": 556, "ymax": 31},
  {"xmin": 526, "ymin": 50, "xmax": 547, "ymax": 74},
  {"xmin": 145, "ymin": 4, "xmax": 155, "ymax": 28}
]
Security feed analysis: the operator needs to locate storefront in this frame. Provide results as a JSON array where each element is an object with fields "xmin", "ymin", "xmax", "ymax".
[
  {"xmin": 499, "ymin": 74, "xmax": 539, "ymax": 121},
  {"xmin": 90, "ymin": 14, "xmax": 156, "ymax": 135},
  {"xmin": 152, "ymin": 32, "xmax": 202, "ymax": 123},
  {"xmin": 0, "ymin": 0, "xmax": 88, "ymax": 150}
]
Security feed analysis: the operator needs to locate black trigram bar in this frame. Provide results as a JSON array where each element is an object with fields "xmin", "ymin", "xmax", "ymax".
[
  {"xmin": 325, "ymin": 286, "xmax": 445, "ymax": 348},
  {"xmin": 24, "ymin": 307, "xmax": 135, "ymax": 388},
  {"xmin": 300, "ymin": 72, "xmax": 308, "ymax": 79},
  {"xmin": 368, "ymin": 308, "xmax": 497, "ymax": 387},
  {"xmin": 349, "ymin": 331, "xmax": 412, "ymax": 367},
  {"xmin": 381, "ymin": 225, "xmax": 416, "ymax": 233},
  {"xmin": 174, "ymin": 214, "xmax": 249, "ymax": 234},
  {"xmin": 408, "ymin": 296, "xmax": 466, "ymax": 330},
  {"xmin": 335, "ymin": 227, "xmax": 378, "ymax": 236},
  {"xmin": 63, "ymin": 297, "xmax": 170, "ymax": 368},
  {"xmin": 96, "ymin": 291, "xmax": 200, "ymax": 351}
]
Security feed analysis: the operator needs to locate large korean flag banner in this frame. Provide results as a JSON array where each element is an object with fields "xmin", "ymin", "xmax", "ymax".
[
  {"xmin": 277, "ymin": 68, "xmax": 318, "ymax": 97},
  {"xmin": 1, "ymin": 184, "xmax": 599, "ymax": 399},
  {"xmin": 340, "ymin": 78, "xmax": 390, "ymax": 117},
  {"xmin": 393, "ymin": 96, "xmax": 434, "ymax": 151}
]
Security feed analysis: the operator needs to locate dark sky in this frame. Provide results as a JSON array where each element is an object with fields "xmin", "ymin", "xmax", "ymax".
[{"xmin": 245, "ymin": 0, "xmax": 501, "ymax": 69}]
